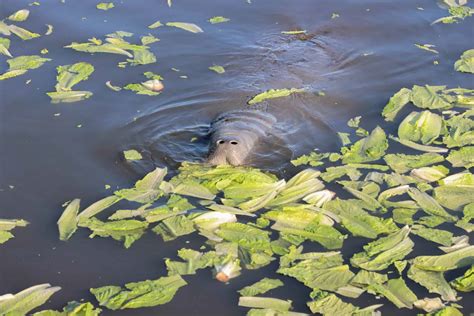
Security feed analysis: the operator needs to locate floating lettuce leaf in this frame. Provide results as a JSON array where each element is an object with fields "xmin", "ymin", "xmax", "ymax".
[
  {"xmin": 152, "ymin": 215, "xmax": 195, "ymax": 241},
  {"xmin": 247, "ymin": 88, "xmax": 306, "ymax": 105},
  {"xmin": 320, "ymin": 165, "xmax": 362, "ymax": 182},
  {"xmin": 443, "ymin": 114, "xmax": 474, "ymax": 148},
  {"xmin": 384, "ymin": 153, "xmax": 444, "ymax": 174},
  {"xmin": 398, "ymin": 111, "xmax": 443, "ymax": 145},
  {"xmin": 426, "ymin": 306, "xmax": 463, "ymax": 316},
  {"xmin": 340, "ymin": 126, "xmax": 388, "ymax": 163},
  {"xmin": 390, "ymin": 135, "xmax": 448, "ymax": 153},
  {"xmin": 238, "ymin": 297, "xmax": 292, "ymax": 312},
  {"xmin": 407, "ymin": 187, "xmax": 457, "ymax": 221},
  {"xmin": 433, "ymin": 184, "xmax": 474, "ymax": 211},
  {"xmin": 411, "ymin": 225, "xmax": 454, "ymax": 246},
  {"xmin": 166, "ymin": 22, "xmax": 203, "ymax": 33},
  {"xmin": 351, "ymin": 270, "xmax": 388, "ymax": 287},
  {"xmin": 141, "ymin": 34, "xmax": 159, "ymax": 45},
  {"xmin": 66, "ymin": 42, "xmax": 133, "ymax": 57},
  {"xmin": 126, "ymin": 50, "xmax": 157, "ymax": 66},
  {"xmin": 57, "ymin": 199, "xmax": 80, "ymax": 241},
  {"xmin": 0, "ymin": 55, "xmax": 50, "ymax": 80},
  {"xmin": 408, "ymin": 265, "xmax": 457, "ymax": 301},
  {"xmin": 410, "ymin": 165, "xmax": 449, "ymax": 182},
  {"xmin": 291, "ymin": 151, "xmax": 328, "ymax": 167},
  {"xmin": 350, "ymin": 226, "xmax": 414, "ymax": 271},
  {"xmin": 450, "ymin": 265, "xmax": 474, "ymax": 292},
  {"xmin": 415, "ymin": 44, "xmax": 439, "ymax": 54},
  {"xmin": 392, "ymin": 208, "xmax": 417, "ymax": 225},
  {"xmin": 271, "ymin": 223, "xmax": 344, "ymax": 250},
  {"xmin": 173, "ymin": 182, "xmax": 216, "ymax": 200},
  {"xmin": 0, "ymin": 218, "xmax": 28, "ymax": 244},
  {"xmin": 148, "ymin": 21, "xmax": 162, "ymax": 29},
  {"xmin": 303, "ymin": 189, "xmax": 335, "ymax": 207},
  {"xmin": 165, "ymin": 248, "xmax": 217, "ymax": 275},
  {"xmin": 97, "ymin": 2, "xmax": 115, "ymax": 10},
  {"xmin": 54, "ymin": 62, "xmax": 94, "ymax": 91},
  {"xmin": 238, "ymin": 278, "xmax": 284, "ymax": 296},
  {"xmin": 412, "ymin": 245, "xmax": 474, "ymax": 271},
  {"xmin": 90, "ymin": 275, "xmax": 187, "ymax": 310},
  {"xmin": 124, "ymin": 83, "xmax": 161, "ymax": 96},
  {"xmin": 76, "ymin": 195, "xmax": 121, "ymax": 222},
  {"xmin": 413, "ymin": 297, "xmax": 445, "ymax": 313},
  {"xmin": 0, "ymin": 284, "xmax": 61, "ymax": 315},
  {"xmin": 80, "ymin": 218, "xmax": 148, "ymax": 248},
  {"xmin": 382, "ymin": 87, "xmax": 412, "ymax": 121},
  {"xmin": 268, "ymin": 170, "xmax": 324, "ymax": 206},
  {"xmin": 192, "ymin": 211, "xmax": 236, "ymax": 240},
  {"xmin": 367, "ymin": 278, "xmax": 417, "ymax": 309},
  {"xmin": 278, "ymin": 259, "xmax": 354, "ymax": 292},
  {"xmin": 33, "ymin": 301, "xmax": 101, "ymax": 316},
  {"xmin": 454, "ymin": 49, "xmax": 474, "ymax": 73},
  {"xmin": 209, "ymin": 65, "xmax": 225, "ymax": 74},
  {"xmin": 8, "ymin": 24, "xmax": 40, "ymax": 40},
  {"xmin": 410, "ymin": 85, "xmax": 453, "ymax": 110},
  {"xmin": 215, "ymin": 222, "xmax": 272, "ymax": 253},
  {"xmin": 208, "ymin": 16, "xmax": 230, "ymax": 24},
  {"xmin": 8, "ymin": 9, "xmax": 30, "ymax": 22},
  {"xmin": 47, "ymin": 91, "xmax": 93, "ymax": 103},
  {"xmin": 446, "ymin": 146, "xmax": 474, "ymax": 168},
  {"xmin": 307, "ymin": 291, "xmax": 382, "ymax": 315},
  {"xmin": 0, "ymin": 38, "xmax": 12, "ymax": 58},
  {"xmin": 123, "ymin": 149, "xmax": 142, "ymax": 161},
  {"xmin": 324, "ymin": 199, "xmax": 397, "ymax": 238}
]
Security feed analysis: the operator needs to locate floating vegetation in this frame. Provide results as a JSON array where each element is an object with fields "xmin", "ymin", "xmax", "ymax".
[
  {"xmin": 209, "ymin": 65, "xmax": 225, "ymax": 74},
  {"xmin": 96, "ymin": 2, "xmax": 115, "ymax": 10},
  {"xmin": 166, "ymin": 22, "xmax": 204, "ymax": 33},
  {"xmin": 0, "ymin": 55, "xmax": 51, "ymax": 80},
  {"xmin": 65, "ymin": 32, "xmax": 157, "ymax": 67},
  {"xmin": 415, "ymin": 43, "xmax": 439, "ymax": 54},
  {"xmin": 123, "ymin": 149, "xmax": 143, "ymax": 161},
  {"xmin": 0, "ymin": 218, "xmax": 28, "ymax": 245},
  {"xmin": 208, "ymin": 16, "xmax": 230, "ymax": 24},
  {"xmin": 454, "ymin": 49, "xmax": 474, "ymax": 73},
  {"xmin": 1, "ymin": 1, "xmax": 474, "ymax": 315},
  {"xmin": 47, "ymin": 62, "xmax": 95, "ymax": 103},
  {"xmin": 247, "ymin": 88, "xmax": 306, "ymax": 105}
]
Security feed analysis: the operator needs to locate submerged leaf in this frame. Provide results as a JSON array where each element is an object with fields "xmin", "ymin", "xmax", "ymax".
[
  {"xmin": 454, "ymin": 49, "xmax": 474, "ymax": 73},
  {"xmin": 247, "ymin": 88, "xmax": 306, "ymax": 105},
  {"xmin": 90, "ymin": 275, "xmax": 187, "ymax": 310},
  {"xmin": 166, "ymin": 22, "xmax": 203, "ymax": 33}
]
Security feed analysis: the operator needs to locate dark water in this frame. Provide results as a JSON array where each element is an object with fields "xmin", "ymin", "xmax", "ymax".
[{"xmin": 1, "ymin": 0, "xmax": 473, "ymax": 315}]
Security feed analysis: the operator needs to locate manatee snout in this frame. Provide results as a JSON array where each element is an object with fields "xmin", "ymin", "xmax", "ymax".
[{"xmin": 206, "ymin": 110, "xmax": 276, "ymax": 166}]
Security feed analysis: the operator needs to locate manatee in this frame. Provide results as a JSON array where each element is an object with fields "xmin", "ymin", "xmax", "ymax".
[{"xmin": 207, "ymin": 110, "xmax": 277, "ymax": 166}]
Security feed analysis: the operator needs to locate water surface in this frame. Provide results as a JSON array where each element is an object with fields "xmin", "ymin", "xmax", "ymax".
[{"xmin": 1, "ymin": 0, "xmax": 473, "ymax": 314}]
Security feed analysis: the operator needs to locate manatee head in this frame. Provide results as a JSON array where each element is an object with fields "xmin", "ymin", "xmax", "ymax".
[{"xmin": 207, "ymin": 133, "xmax": 254, "ymax": 166}]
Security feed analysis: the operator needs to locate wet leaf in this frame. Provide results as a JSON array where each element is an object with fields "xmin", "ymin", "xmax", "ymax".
[
  {"xmin": 407, "ymin": 265, "xmax": 457, "ymax": 301},
  {"xmin": 247, "ymin": 88, "xmax": 305, "ymax": 105},
  {"xmin": 90, "ymin": 275, "xmax": 187, "ymax": 310},
  {"xmin": 238, "ymin": 297, "xmax": 292, "ymax": 312},
  {"xmin": 209, "ymin": 65, "xmax": 225, "ymax": 74},
  {"xmin": 97, "ymin": 2, "xmax": 115, "ymax": 10},
  {"xmin": 123, "ymin": 149, "xmax": 142, "ymax": 161},
  {"xmin": 367, "ymin": 278, "xmax": 417, "ymax": 309},
  {"xmin": 398, "ymin": 111, "xmax": 443, "ymax": 145},
  {"xmin": 8, "ymin": 9, "xmax": 30, "ymax": 22},
  {"xmin": 341, "ymin": 126, "xmax": 388, "ymax": 163},
  {"xmin": 166, "ymin": 22, "xmax": 203, "ymax": 33},
  {"xmin": 0, "ymin": 284, "xmax": 61, "ymax": 315},
  {"xmin": 57, "ymin": 199, "xmax": 80, "ymax": 241},
  {"xmin": 382, "ymin": 87, "xmax": 412, "ymax": 121},
  {"xmin": 208, "ymin": 16, "xmax": 230, "ymax": 24},
  {"xmin": 238, "ymin": 278, "xmax": 284, "ymax": 296},
  {"xmin": 454, "ymin": 49, "xmax": 474, "ymax": 73}
]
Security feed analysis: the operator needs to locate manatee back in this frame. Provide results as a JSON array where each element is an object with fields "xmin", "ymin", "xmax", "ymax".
[{"xmin": 209, "ymin": 110, "xmax": 276, "ymax": 137}]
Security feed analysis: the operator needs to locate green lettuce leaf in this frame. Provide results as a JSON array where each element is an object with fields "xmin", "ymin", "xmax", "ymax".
[
  {"xmin": 450, "ymin": 265, "xmax": 474, "ymax": 292},
  {"xmin": 367, "ymin": 278, "xmax": 417, "ymax": 309},
  {"xmin": 407, "ymin": 265, "xmax": 457, "ymax": 301},
  {"xmin": 454, "ymin": 49, "xmax": 474, "ymax": 73},
  {"xmin": 398, "ymin": 111, "xmax": 443, "ymax": 145},
  {"xmin": 90, "ymin": 275, "xmax": 187, "ymax": 310},
  {"xmin": 412, "ymin": 245, "xmax": 474, "ymax": 271},
  {"xmin": 382, "ymin": 87, "xmax": 412, "ymax": 121},
  {"xmin": 341, "ymin": 127, "xmax": 388, "ymax": 163},
  {"xmin": 0, "ymin": 284, "xmax": 61, "ymax": 315},
  {"xmin": 238, "ymin": 278, "xmax": 284, "ymax": 296},
  {"xmin": 247, "ymin": 88, "xmax": 306, "ymax": 105}
]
